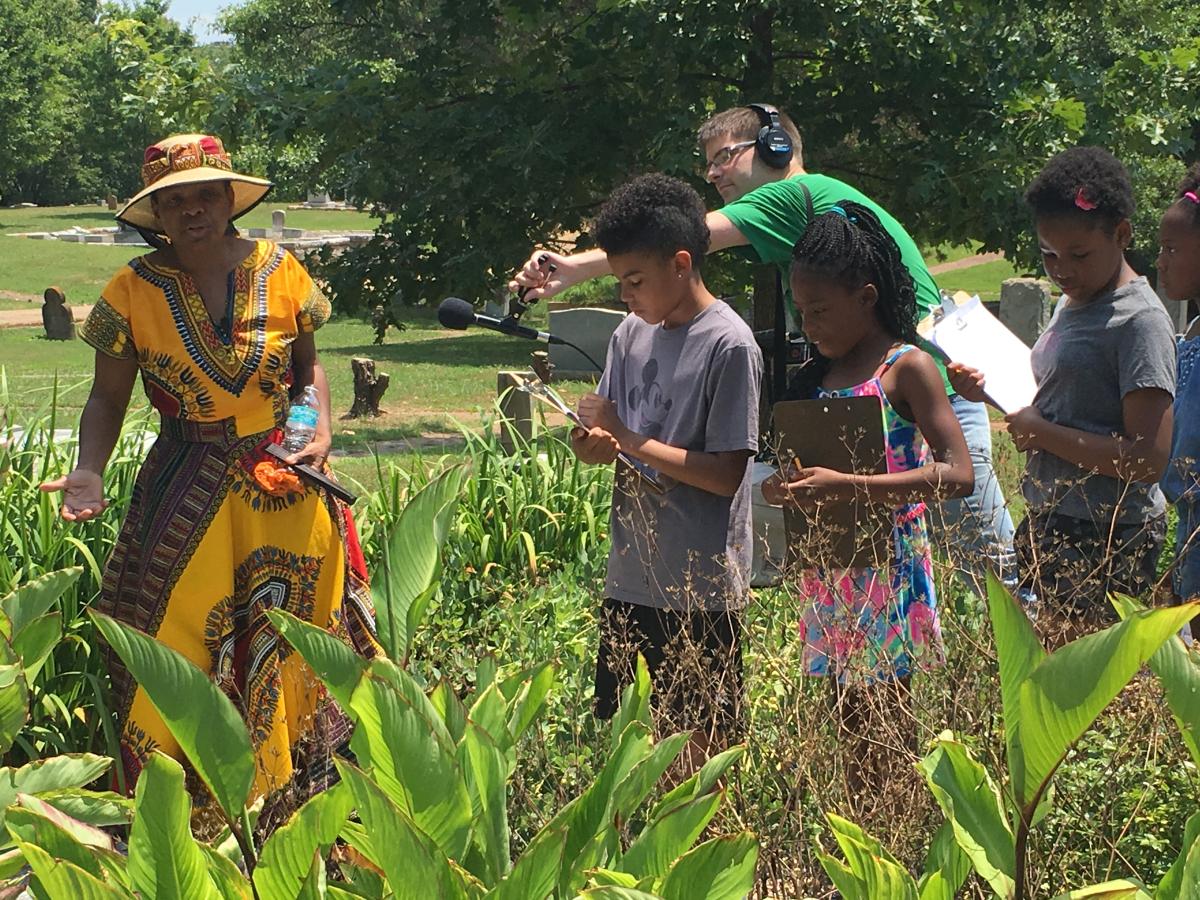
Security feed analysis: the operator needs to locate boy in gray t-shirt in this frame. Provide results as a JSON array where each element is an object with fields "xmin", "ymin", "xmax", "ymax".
[{"xmin": 568, "ymin": 175, "xmax": 762, "ymax": 756}]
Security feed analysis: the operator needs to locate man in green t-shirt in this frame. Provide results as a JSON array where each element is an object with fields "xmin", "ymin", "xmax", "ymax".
[{"xmin": 509, "ymin": 103, "xmax": 1013, "ymax": 588}]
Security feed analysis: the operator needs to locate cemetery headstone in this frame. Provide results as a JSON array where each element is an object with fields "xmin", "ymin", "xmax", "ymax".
[
  {"xmin": 547, "ymin": 307, "xmax": 626, "ymax": 379},
  {"xmin": 41, "ymin": 287, "xmax": 76, "ymax": 341},
  {"xmin": 999, "ymin": 278, "xmax": 1052, "ymax": 347},
  {"xmin": 272, "ymin": 210, "xmax": 286, "ymax": 232}
]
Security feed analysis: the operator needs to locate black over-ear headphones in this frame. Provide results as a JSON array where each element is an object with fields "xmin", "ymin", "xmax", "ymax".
[{"xmin": 747, "ymin": 103, "xmax": 794, "ymax": 169}]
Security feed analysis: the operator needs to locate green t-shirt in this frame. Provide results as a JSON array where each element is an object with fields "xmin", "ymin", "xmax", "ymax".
[{"xmin": 720, "ymin": 173, "xmax": 952, "ymax": 393}]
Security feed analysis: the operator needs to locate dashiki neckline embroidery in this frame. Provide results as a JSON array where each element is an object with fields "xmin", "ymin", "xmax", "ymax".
[{"xmin": 132, "ymin": 243, "xmax": 284, "ymax": 396}]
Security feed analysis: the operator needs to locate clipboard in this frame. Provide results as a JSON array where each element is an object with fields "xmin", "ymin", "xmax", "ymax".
[
  {"xmin": 263, "ymin": 443, "xmax": 358, "ymax": 506},
  {"xmin": 923, "ymin": 294, "xmax": 1037, "ymax": 414},
  {"xmin": 508, "ymin": 373, "xmax": 665, "ymax": 494},
  {"xmin": 772, "ymin": 396, "xmax": 893, "ymax": 569}
]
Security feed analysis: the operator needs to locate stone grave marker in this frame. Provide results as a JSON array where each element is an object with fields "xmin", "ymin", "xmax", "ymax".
[
  {"xmin": 999, "ymin": 278, "xmax": 1052, "ymax": 347},
  {"xmin": 41, "ymin": 287, "xmax": 76, "ymax": 340},
  {"xmin": 547, "ymin": 307, "xmax": 626, "ymax": 379}
]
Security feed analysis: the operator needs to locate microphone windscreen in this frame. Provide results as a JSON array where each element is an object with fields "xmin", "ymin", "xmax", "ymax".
[{"xmin": 437, "ymin": 297, "xmax": 475, "ymax": 330}]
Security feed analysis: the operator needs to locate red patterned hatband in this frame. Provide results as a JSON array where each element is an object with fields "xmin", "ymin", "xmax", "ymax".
[{"xmin": 140, "ymin": 136, "xmax": 233, "ymax": 188}]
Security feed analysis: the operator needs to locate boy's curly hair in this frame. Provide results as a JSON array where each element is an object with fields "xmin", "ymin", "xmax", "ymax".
[
  {"xmin": 593, "ymin": 174, "xmax": 710, "ymax": 271},
  {"xmin": 1175, "ymin": 162, "xmax": 1200, "ymax": 228},
  {"xmin": 1024, "ymin": 146, "xmax": 1135, "ymax": 233}
]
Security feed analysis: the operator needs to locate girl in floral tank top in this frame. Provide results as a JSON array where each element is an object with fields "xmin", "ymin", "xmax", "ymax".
[{"xmin": 763, "ymin": 201, "xmax": 974, "ymax": 789}]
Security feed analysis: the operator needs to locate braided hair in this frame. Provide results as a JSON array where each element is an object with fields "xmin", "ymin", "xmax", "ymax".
[
  {"xmin": 786, "ymin": 200, "xmax": 918, "ymax": 396},
  {"xmin": 1175, "ymin": 162, "xmax": 1200, "ymax": 229}
]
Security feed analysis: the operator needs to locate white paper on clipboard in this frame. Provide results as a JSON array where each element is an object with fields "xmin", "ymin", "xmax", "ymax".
[{"xmin": 929, "ymin": 296, "xmax": 1038, "ymax": 414}]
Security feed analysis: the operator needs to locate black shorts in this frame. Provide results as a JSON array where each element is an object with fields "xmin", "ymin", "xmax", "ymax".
[
  {"xmin": 594, "ymin": 598, "xmax": 744, "ymax": 740},
  {"xmin": 1015, "ymin": 511, "xmax": 1166, "ymax": 619}
]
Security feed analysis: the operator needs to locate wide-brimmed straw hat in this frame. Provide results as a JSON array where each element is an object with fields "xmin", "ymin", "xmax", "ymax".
[{"xmin": 116, "ymin": 134, "xmax": 272, "ymax": 232}]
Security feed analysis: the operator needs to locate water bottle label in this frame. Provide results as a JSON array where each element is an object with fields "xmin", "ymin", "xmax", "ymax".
[{"xmin": 286, "ymin": 407, "xmax": 319, "ymax": 429}]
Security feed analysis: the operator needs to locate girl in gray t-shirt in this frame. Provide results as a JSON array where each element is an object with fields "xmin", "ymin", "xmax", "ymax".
[{"xmin": 951, "ymin": 147, "xmax": 1176, "ymax": 635}]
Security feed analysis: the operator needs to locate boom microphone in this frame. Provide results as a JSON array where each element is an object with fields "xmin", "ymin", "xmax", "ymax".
[{"xmin": 437, "ymin": 297, "xmax": 564, "ymax": 345}]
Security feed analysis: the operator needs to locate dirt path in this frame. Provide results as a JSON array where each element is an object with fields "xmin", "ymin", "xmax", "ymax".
[
  {"xmin": 928, "ymin": 252, "xmax": 1003, "ymax": 275},
  {"xmin": 0, "ymin": 304, "xmax": 92, "ymax": 328}
]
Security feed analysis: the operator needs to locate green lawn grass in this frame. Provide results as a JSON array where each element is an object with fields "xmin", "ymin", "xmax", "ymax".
[
  {"xmin": 2, "ymin": 310, "xmax": 596, "ymax": 448},
  {"xmin": 935, "ymin": 257, "xmax": 1030, "ymax": 299},
  {"xmin": 921, "ymin": 241, "xmax": 983, "ymax": 266},
  {"xmin": 0, "ymin": 204, "xmax": 378, "ymax": 235}
]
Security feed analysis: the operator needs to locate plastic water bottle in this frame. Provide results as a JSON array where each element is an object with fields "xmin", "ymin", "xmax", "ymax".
[{"xmin": 281, "ymin": 385, "xmax": 320, "ymax": 453}]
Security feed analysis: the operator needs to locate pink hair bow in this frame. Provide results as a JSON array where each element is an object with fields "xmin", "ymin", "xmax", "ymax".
[{"xmin": 1074, "ymin": 187, "xmax": 1098, "ymax": 211}]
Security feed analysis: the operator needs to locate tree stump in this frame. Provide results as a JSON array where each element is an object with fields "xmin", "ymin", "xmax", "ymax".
[{"xmin": 346, "ymin": 357, "xmax": 390, "ymax": 418}]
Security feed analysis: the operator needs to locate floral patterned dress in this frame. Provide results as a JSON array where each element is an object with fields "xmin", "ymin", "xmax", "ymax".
[
  {"xmin": 798, "ymin": 345, "xmax": 944, "ymax": 683},
  {"xmin": 81, "ymin": 240, "xmax": 378, "ymax": 809}
]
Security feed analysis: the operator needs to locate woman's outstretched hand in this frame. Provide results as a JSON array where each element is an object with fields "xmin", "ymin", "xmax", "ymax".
[{"xmin": 40, "ymin": 469, "xmax": 108, "ymax": 521}]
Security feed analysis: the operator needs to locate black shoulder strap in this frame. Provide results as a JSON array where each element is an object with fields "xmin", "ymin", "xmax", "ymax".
[{"xmin": 771, "ymin": 180, "xmax": 814, "ymax": 402}]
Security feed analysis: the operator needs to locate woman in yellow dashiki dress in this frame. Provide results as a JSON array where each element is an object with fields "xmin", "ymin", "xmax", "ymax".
[{"xmin": 41, "ymin": 134, "xmax": 377, "ymax": 814}]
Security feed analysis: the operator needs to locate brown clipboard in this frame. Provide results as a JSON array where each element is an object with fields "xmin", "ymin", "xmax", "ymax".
[{"xmin": 772, "ymin": 396, "xmax": 892, "ymax": 569}]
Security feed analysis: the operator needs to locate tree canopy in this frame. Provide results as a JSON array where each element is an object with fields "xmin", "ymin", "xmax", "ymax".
[{"xmin": 3, "ymin": 0, "xmax": 1197, "ymax": 311}]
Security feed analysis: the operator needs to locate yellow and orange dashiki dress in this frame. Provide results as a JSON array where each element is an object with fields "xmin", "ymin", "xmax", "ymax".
[{"xmin": 80, "ymin": 239, "xmax": 377, "ymax": 808}]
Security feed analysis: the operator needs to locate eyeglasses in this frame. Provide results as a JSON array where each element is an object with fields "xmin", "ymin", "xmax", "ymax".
[{"xmin": 702, "ymin": 140, "xmax": 756, "ymax": 174}]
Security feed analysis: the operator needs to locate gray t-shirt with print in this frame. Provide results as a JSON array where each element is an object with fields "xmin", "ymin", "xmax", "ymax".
[
  {"xmin": 598, "ymin": 300, "xmax": 763, "ymax": 610},
  {"xmin": 1024, "ymin": 277, "xmax": 1176, "ymax": 524}
]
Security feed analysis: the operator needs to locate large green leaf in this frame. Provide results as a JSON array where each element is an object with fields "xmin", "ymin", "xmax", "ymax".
[
  {"xmin": 485, "ymin": 825, "xmax": 565, "ymax": 900},
  {"xmin": 985, "ymin": 571, "xmax": 1046, "ymax": 800},
  {"xmin": 334, "ymin": 759, "xmax": 466, "ymax": 900},
  {"xmin": 255, "ymin": 781, "xmax": 353, "ymax": 900},
  {"xmin": 817, "ymin": 850, "xmax": 868, "ymax": 900},
  {"xmin": 0, "ymin": 640, "xmax": 28, "ymax": 758},
  {"xmin": 91, "ymin": 612, "xmax": 254, "ymax": 823},
  {"xmin": 1050, "ymin": 881, "xmax": 1153, "ymax": 899},
  {"xmin": 348, "ymin": 668, "xmax": 472, "ymax": 860},
  {"xmin": 12, "ymin": 794, "xmax": 114, "ymax": 853},
  {"xmin": 610, "ymin": 731, "xmax": 689, "ymax": 826},
  {"xmin": 826, "ymin": 813, "xmax": 905, "ymax": 868},
  {"xmin": 502, "ymin": 661, "xmax": 555, "ymax": 746},
  {"xmin": 825, "ymin": 825, "xmax": 918, "ymax": 900},
  {"xmin": 618, "ymin": 790, "xmax": 723, "ymax": 879},
  {"xmin": 199, "ymin": 845, "xmax": 255, "ymax": 900},
  {"xmin": 572, "ymin": 890, "xmax": 662, "ymax": 900},
  {"xmin": 658, "ymin": 832, "xmax": 758, "ymax": 900},
  {"xmin": 11, "ymin": 837, "xmax": 130, "ymax": 900},
  {"xmin": 128, "ymin": 753, "xmax": 220, "ymax": 900},
  {"xmin": 545, "ymin": 720, "xmax": 655, "ymax": 894},
  {"xmin": 6, "ymin": 804, "xmax": 109, "ymax": 878},
  {"xmin": 609, "ymin": 655, "xmax": 652, "ymax": 753},
  {"xmin": 266, "ymin": 609, "xmax": 366, "ymax": 710},
  {"xmin": 0, "ymin": 567, "xmax": 81, "ymax": 635},
  {"xmin": 1156, "ymin": 810, "xmax": 1200, "ymax": 900},
  {"xmin": 1013, "ymin": 603, "xmax": 1199, "ymax": 811},
  {"xmin": 373, "ymin": 464, "xmax": 467, "ymax": 664},
  {"xmin": 460, "ymin": 720, "xmax": 510, "ymax": 885},
  {"xmin": 916, "ymin": 820, "xmax": 972, "ymax": 900},
  {"xmin": 649, "ymin": 746, "xmax": 744, "ymax": 823},
  {"xmin": 1113, "ymin": 595, "xmax": 1200, "ymax": 767},
  {"xmin": 11, "ymin": 612, "xmax": 62, "ymax": 682},
  {"xmin": 36, "ymin": 789, "xmax": 133, "ymax": 828},
  {"xmin": 917, "ymin": 735, "xmax": 1015, "ymax": 898}
]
